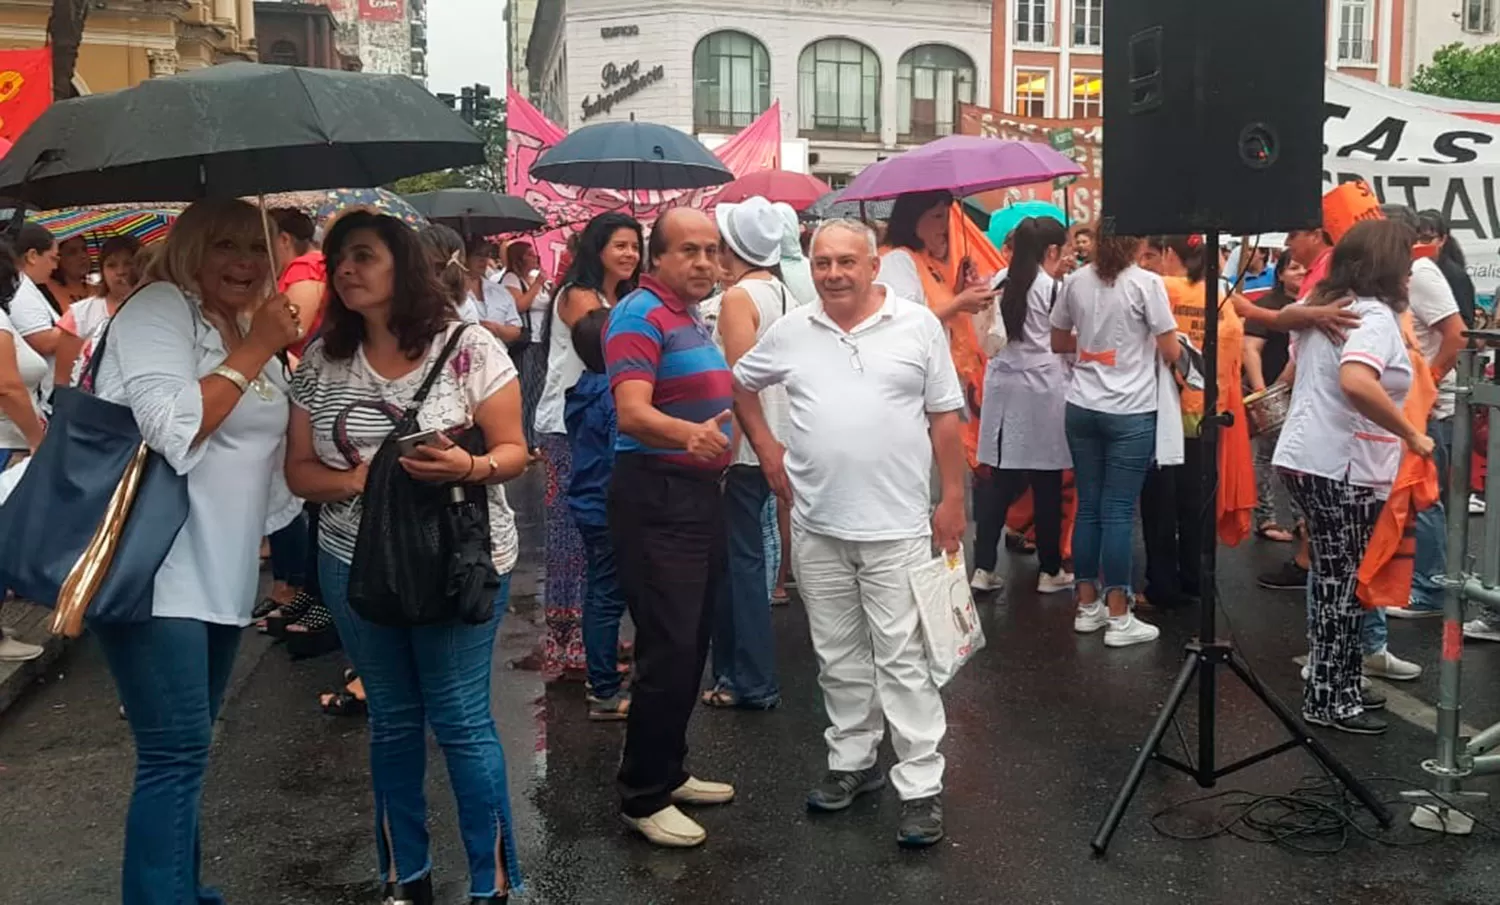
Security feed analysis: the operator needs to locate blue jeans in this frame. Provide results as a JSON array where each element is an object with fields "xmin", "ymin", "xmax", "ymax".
[
  {"xmin": 1065, "ymin": 404, "xmax": 1157, "ymax": 597},
  {"xmin": 712, "ymin": 466, "xmax": 780, "ymax": 705},
  {"xmin": 97, "ymin": 617, "xmax": 242, "ymax": 905},
  {"xmin": 320, "ymin": 552, "xmax": 522, "ymax": 897},
  {"xmin": 1410, "ymin": 416, "xmax": 1454, "ymax": 611},
  {"xmin": 578, "ymin": 521, "xmax": 628, "ymax": 699},
  {"xmin": 267, "ymin": 509, "xmax": 309, "ymax": 587},
  {"xmin": 763, "ymin": 495, "xmax": 782, "ymax": 599}
]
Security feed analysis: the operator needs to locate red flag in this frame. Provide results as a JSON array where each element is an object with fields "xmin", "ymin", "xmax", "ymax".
[{"xmin": 0, "ymin": 48, "xmax": 52, "ymax": 146}]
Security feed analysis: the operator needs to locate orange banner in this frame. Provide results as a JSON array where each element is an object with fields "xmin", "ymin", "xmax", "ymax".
[{"xmin": 0, "ymin": 48, "xmax": 52, "ymax": 147}]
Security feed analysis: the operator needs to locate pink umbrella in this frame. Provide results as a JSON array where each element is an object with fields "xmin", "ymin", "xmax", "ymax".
[
  {"xmin": 839, "ymin": 135, "xmax": 1083, "ymax": 203},
  {"xmin": 714, "ymin": 170, "xmax": 832, "ymax": 210}
]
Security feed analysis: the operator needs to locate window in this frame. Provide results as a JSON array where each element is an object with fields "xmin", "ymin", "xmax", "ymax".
[
  {"xmin": 1014, "ymin": 69, "xmax": 1049, "ymax": 118},
  {"xmin": 798, "ymin": 38, "xmax": 881, "ymax": 138},
  {"xmin": 265, "ymin": 39, "xmax": 301, "ymax": 67},
  {"xmin": 1071, "ymin": 72, "xmax": 1101, "ymax": 118},
  {"xmin": 1465, "ymin": 0, "xmax": 1496, "ymax": 33},
  {"xmin": 1015, "ymin": 0, "xmax": 1053, "ymax": 46},
  {"xmin": 1072, "ymin": 0, "xmax": 1102, "ymax": 48},
  {"xmin": 897, "ymin": 45, "xmax": 975, "ymax": 141},
  {"xmin": 693, "ymin": 31, "xmax": 772, "ymax": 130},
  {"xmin": 1337, "ymin": 0, "xmax": 1374, "ymax": 63}
]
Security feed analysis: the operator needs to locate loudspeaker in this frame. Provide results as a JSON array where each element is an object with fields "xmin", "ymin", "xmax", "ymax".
[{"xmin": 1102, "ymin": 0, "xmax": 1326, "ymax": 236}]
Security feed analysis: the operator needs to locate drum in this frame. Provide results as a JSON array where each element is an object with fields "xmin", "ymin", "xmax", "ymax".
[{"xmin": 1243, "ymin": 383, "xmax": 1292, "ymax": 437}]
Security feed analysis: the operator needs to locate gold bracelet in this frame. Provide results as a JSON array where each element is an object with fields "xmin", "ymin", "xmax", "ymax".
[{"xmin": 209, "ymin": 365, "xmax": 250, "ymax": 392}]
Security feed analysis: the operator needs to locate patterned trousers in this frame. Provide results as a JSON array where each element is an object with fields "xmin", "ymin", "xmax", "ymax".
[{"xmin": 1282, "ymin": 471, "xmax": 1382, "ymax": 722}]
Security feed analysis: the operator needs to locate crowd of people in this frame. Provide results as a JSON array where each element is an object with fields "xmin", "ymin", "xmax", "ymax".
[{"xmin": 0, "ymin": 179, "xmax": 1498, "ymax": 905}]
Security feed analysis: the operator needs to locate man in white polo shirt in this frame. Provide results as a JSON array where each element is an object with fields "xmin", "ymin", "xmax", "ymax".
[{"xmin": 731, "ymin": 218, "xmax": 967, "ymax": 849}]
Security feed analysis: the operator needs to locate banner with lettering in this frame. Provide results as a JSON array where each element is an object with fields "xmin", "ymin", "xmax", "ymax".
[
  {"xmin": 506, "ymin": 86, "xmax": 782, "ymax": 277},
  {"xmin": 358, "ymin": 0, "xmax": 403, "ymax": 22},
  {"xmin": 0, "ymin": 48, "xmax": 51, "ymax": 148},
  {"xmin": 960, "ymin": 72, "xmax": 1500, "ymax": 298}
]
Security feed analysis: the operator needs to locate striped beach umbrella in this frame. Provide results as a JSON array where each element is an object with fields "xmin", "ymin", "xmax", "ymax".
[{"xmin": 32, "ymin": 205, "xmax": 181, "ymax": 247}]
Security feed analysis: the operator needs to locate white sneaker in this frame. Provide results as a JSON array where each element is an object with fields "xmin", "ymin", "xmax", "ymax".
[
  {"xmin": 1464, "ymin": 619, "xmax": 1500, "ymax": 642},
  {"xmin": 970, "ymin": 568, "xmax": 1004, "ymax": 593},
  {"xmin": 621, "ymin": 805, "xmax": 707, "ymax": 848},
  {"xmin": 0, "ymin": 634, "xmax": 43, "ymax": 662},
  {"xmin": 1104, "ymin": 613, "xmax": 1160, "ymax": 648},
  {"xmin": 1073, "ymin": 603, "xmax": 1108, "ymax": 634},
  {"xmin": 1470, "ymin": 494, "xmax": 1487, "ymax": 515},
  {"xmin": 1037, "ymin": 570, "xmax": 1076, "ymax": 595},
  {"xmin": 1363, "ymin": 647, "xmax": 1423, "ymax": 681}
]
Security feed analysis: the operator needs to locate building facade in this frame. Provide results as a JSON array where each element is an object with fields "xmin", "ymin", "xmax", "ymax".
[
  {"xmin": 989, "ymin": 0, "xmax": 1414, "ymax": 123},
  {"xmin": 527, "ymin": 0, "xmax": 993, "ymax": 185},
  {"xmin": 0, "ymin": 0, "xmax": 256, "ymax": 94},
  {"xmin": 255, "ymin": 1, "xmax": 361, "ymax": 69},
  {"xmin": 1406, "ymin": 0, "xmax": 1497, "ymax": 83},
  {"xmin": 301, "ymin": 0, "xmax": 418, "ymax": 78},
  {"xmin": 508, "ymin": 0, "xmax": 540, "ymax": 104}
]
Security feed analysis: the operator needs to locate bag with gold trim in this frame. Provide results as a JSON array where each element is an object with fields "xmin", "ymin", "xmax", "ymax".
[{"xmin": 0, "ymin": 308, "xmax": 189, "ymax": 637}]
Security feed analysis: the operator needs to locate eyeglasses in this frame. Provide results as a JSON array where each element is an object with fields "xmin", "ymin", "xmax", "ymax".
[{"xmin": 838, "ymin": 335, "xmax": 864, "ymax": 374}]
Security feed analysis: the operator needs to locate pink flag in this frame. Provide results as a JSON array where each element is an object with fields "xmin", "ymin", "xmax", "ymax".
[{"xmin": 505, "ymin": 86, "xmax": 782, "ymax": 277}]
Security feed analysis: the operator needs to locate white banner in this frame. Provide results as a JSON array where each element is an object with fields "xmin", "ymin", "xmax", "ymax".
[{"xmin": 1325, "ymin": 73, "xmax": 1500, "ymax": 300}]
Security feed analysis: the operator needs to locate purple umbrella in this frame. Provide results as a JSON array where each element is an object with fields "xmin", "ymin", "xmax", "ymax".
[{"xmin": 839, "ymin": 136, "xmax": 1083, "ymax": 203}]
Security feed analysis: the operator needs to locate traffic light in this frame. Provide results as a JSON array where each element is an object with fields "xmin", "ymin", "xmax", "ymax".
[
  {"xmin": 459, "ymin": 85, "xmax": 475, "ymax": 123},
  {"xmin": 436, "ymin": 92, "xmax": 456, "ymax": 111}
]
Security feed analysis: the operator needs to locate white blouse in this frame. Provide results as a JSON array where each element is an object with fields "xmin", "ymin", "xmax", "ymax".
[{"xmin": 93, "ymin": 282, "xmax": 291, "ymax": 627}]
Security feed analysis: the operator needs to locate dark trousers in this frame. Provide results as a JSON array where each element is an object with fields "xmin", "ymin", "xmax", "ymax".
[
  {"xmin": 1141, "ymin": 436, "xmax": 1205, "ymax": 605},
  {"xmin": 578, "ymin": 521, "xmax": 628, "ymax": 699},
  {"xmin": 973, "ymin": 467, "xmax": 1065, "ymax": 575},
  {"xmin": 711, "ymin": 465, "xmax": 779, "ymax": 705},
  {"xmin": 609, "ymin": 453, "xmax": 725, "ymax": 818}
]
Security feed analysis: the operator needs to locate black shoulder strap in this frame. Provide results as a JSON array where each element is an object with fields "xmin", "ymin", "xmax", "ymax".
[
  {"xmin": 82, "ymin": 285, "xmax": 152, "ymax": 389},
  {"xmin": 402, "ymin": 324, "xmax": 471, "ymax": 421}
]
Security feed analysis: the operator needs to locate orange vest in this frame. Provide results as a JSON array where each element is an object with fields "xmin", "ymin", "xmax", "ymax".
[{"xmin": 1357, "ymin": 314, "xmax": 1440, "ymax": 609}]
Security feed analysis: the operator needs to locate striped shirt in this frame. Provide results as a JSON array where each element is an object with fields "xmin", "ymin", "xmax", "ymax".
[{"xmin": 604, "ymin": 274, "xmax": 733, "ymax": 470}]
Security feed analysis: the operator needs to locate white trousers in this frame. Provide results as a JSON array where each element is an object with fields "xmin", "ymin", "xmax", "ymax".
[{"xmin": 793, "ymin": 528, "xmax": 946, "ymax": 800}]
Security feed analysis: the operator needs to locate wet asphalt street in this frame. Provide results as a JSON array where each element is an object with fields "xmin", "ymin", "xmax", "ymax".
[{"xmin": 2, "ymin": 527, "xmax": 1500, "ymax": 905}]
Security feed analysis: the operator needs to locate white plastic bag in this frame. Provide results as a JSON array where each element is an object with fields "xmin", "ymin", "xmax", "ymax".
[{"xmin": 909, "ymin": 549, "xmax": 986, "ymax": 687}]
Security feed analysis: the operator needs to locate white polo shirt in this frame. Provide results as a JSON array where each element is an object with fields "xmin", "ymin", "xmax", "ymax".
[
  {"xmin": 1049, "ymin": 264, "xmax": 1177, "ymax": 415},
  {"xmin": 733, "ymin": 286, "xmax": 964, "ymax": 542},
  {"xmin": 1273, "ymin": 298, "xmax": 1413, "ymax": 498}
]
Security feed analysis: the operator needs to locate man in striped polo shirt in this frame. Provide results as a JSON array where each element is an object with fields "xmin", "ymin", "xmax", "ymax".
[{"xmin": 604, "ymin": 207, "xmax": 737, "ymax": 848}]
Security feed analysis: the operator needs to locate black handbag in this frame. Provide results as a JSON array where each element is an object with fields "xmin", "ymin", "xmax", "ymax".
[
  {"xmin": 0, "ymin": 296, "xmax": 189, "ymax": 636},
  {"xmin": 347, "ymin": 325, "xmax": 500, "ymax": 627}
]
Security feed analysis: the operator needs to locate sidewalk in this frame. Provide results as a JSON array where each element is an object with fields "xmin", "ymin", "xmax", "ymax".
[{"xmin": 0, "ymin": 598, "xmax": 66, "ymax": 718}]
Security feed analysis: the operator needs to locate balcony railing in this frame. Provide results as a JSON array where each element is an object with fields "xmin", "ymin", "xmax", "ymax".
[
  {"xmin": 1337, "ymin": 37, "xmax": 1376, "ymax": 64},
  {"xmin": 1014, "ymin": 19, "xmax": 1056, "ymax": 47}
]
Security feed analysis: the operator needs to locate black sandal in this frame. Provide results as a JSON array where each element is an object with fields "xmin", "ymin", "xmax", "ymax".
[
  {"xmin": 252, "ymin": 596, "xmax": 281, "ymax": 622},
  {"xmin": 284, "ymin": 599, "xmax": 341, "ymax": 660},
  {"xmin": 319, "ymin": 687, "xmax": 366, "ymax": 716},
  {"xmin": 263, "ymin": 590, "xmax": 316, "ymax": 639}
]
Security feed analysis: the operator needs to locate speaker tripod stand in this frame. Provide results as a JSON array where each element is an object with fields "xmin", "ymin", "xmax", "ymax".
[{"xmin": 1088, "ymin": 233, "xmax": 1393, "ymax": 855}]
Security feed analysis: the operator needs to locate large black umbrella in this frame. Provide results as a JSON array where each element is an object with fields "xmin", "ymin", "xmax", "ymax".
[
  {"xmin": 0, "ymin": 62, "xmax": 485, "ymax": 208},
  {"xmin": 530, "ymin": 120, "xmax": 733, "ymax": 191},
  {"xmin": 404, "ymin": 189, "xmax": 545, "ymax": 235}
]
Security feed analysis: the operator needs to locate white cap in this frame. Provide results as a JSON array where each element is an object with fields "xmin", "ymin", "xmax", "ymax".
[{"xmin": 715, "ymin": 196, "xmax": 784, "ymax": 268}]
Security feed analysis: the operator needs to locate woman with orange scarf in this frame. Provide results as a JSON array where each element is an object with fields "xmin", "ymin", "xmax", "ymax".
[{"xmin": 1139, "ymin": 235, "xmax": 1257, "ymax": 611}]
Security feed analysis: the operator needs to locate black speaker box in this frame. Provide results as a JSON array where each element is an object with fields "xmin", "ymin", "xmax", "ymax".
[{"xmin": 1102, "ymin": 0, "xmax": 1326, "ymax": 236}]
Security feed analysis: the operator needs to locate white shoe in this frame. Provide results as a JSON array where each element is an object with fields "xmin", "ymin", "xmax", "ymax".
[
  {"xmin": 1470, "ymin": 494, "xmax": 1487, "ymax": 515},
  {"xmin": 970, "ymin": 568, "xmax": 1004, "ymax": 593},
  {"xmin": 671, "ymin": 776, "xmax": 735, "ymax": 806},
  {"xmin": 1363, "ymin": 647, "xmax": 1423, "ymax": 681},
  {"xmin": 622, "ymin": 805, "xmax": 707, "ymax": 847},
  {"xmin": 1073, "ymin": 603, "xmax": 1108, "ymax": 634},
  {"xmin": 1104, "ymin": 613, "xmax": 1160, "ymax": 648},
  {"xmin": 0, "ymin": 634, "xmax": 43, "ymax": 662},
  {"xmin": 1464, "ymin": 619, "xmax": 1500, "ymax": 642},
  {"xmin": 1037, "ymin": 570, "xmax": 1076, "ymax": 595}
]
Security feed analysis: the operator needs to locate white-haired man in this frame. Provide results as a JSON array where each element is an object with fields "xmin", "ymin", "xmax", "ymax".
[{"xmin": 731, "ymin": 218, "xmax": 967, "ymax": 847}]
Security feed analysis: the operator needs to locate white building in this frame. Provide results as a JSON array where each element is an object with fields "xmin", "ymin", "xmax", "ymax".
[
  {"xmin": 1405, "ymin": 0, "xmax": 1497, "ymax": 83},
  {"xmin": 526, "ymin": 0, "xmax": 993, "ymax": 186}
]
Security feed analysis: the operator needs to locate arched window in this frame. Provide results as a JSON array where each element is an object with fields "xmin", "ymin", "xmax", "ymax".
[
  {"xmin": 897, "ymin": 45, "xmax": 975, "ymax": 142},
  {"xmin": 265, "ymin": 39, "xmax": 302, "ymax": 67},
  {"xmin": 798, "ymin": 38, "xmax": 880, "ymax": 139},
  {"xmin": 693, "ymin": 30, "xmax": 771, "ymax": 130}
]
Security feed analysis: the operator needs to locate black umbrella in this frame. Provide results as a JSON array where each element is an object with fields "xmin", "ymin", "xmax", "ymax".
[
  {"xmin": 529, "ymin": 120, "xmax": 733, "ymax": 191},
  {"xmin": 404, "ymin": 189, "xmax": 545, "ymax": 235},
  {"xmin": 0, "ymin": 62, "xmax": 485, "ymax": 208}
]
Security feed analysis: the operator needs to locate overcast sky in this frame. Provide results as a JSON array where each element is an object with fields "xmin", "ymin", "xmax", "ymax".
[{"xmin": 427, "ymin": 0, "xmax": 507, "ymax": 95}]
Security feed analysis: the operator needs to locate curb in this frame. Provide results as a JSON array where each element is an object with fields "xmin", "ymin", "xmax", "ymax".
[{"xmin": 0, "ymin": 598, "xmax": 67, "ymax": 718}]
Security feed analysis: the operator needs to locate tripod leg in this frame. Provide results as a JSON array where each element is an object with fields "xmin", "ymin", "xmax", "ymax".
[
  {"xmin": 1091, "ymin": 653, "xmax": 1201, "ymax": 854},
  {"xmin": 1226, "ymin": 653, "xmax": 1394, "ymax": 826}
]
